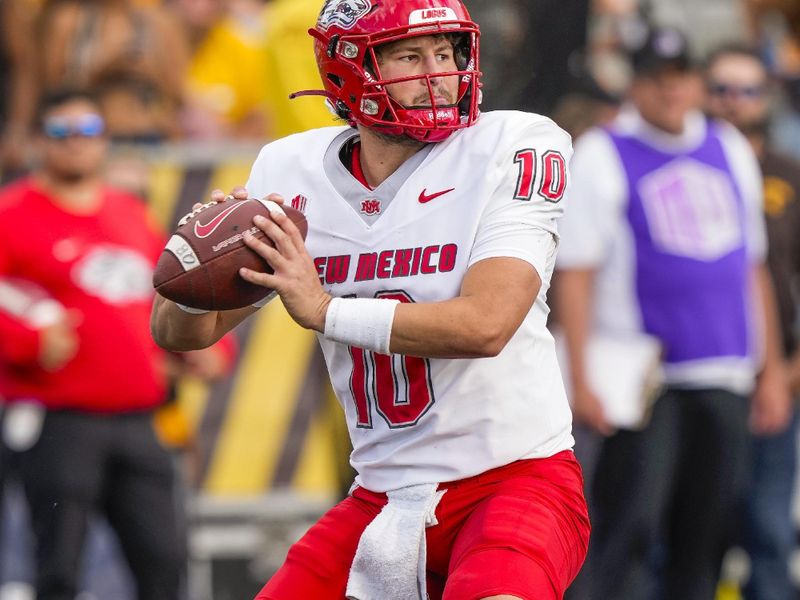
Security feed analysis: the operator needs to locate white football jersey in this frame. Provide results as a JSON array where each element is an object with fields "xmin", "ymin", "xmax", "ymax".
[{"xmin": 247, "ymin": 111, "xmax": 575, "ymax": 492}]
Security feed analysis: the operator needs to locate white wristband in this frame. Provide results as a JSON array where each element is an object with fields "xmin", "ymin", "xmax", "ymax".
[
  {"xmin": 175, "ymin": 303, "xmax": 210, "ymax": 315},
  {"xmin": 323, "ymin": 297, "xmax": 399, "ymax": 355}
]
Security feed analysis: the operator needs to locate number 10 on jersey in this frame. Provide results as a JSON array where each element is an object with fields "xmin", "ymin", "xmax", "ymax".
[{"xmin": 347, "ymin": 291, "xmax": 436, "ymax": 429}]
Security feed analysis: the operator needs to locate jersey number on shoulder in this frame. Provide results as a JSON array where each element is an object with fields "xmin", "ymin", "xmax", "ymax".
[
  {"xmin": 513, "ymin": 149, "xmax": 567, "ymax": 203},
  {"xmin": 348, "ymin": 291, "xmax": 435, "ymax": 429}
]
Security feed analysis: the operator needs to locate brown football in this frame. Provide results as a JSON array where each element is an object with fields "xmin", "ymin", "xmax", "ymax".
[{"xmin": 153, "ymin": 198, "xmax": 308, "ymax": 310}]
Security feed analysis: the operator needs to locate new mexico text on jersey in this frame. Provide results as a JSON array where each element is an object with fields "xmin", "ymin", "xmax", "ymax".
[{"xmin": 246, "ymin": 110, "xmax": 573, "ymax": 492}]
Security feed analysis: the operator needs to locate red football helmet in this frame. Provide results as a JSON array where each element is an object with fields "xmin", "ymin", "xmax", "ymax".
[{"xmin": 306, "ymin": 0, "xmax": 481, "ymax": 142}]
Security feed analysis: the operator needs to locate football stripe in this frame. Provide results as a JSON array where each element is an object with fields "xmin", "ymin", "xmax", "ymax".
[
  {"xmin": 256, "ymin": 198, "xmax": 287, "ymax": 217},
  {"xmin": 165, "ymin": 235, "xmax": 202, "ymax": 272}
]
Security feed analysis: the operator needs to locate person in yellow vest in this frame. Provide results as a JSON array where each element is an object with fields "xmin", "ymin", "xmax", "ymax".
[
  {"xmin": 179, "ymin": 0, "xmax": 271, "ymax": 139},
  {"xmin": 262, "ymin": 0, "xmax": 338, "ymax": 137}
]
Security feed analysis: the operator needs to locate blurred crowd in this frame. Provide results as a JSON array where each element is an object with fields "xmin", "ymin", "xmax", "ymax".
[
  {"xmin": 0, "ymin": 0, "xmax": 336, "ymax": 179},
  {"xmin": 0, "ymin": 0, "xmax": 799, "ymax": 166},
  {"xmin": 2, "ymin": 0, "xmax": 800, "ymax": 599}
]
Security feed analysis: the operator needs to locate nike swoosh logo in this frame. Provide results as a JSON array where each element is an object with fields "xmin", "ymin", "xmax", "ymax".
[
  {"xmin": 419, "ymin": 188, "xmax": 455, "ymax": 204},
  {"xmin": 193, "ymin": 202, "xmax": 247, "ymax": 239}
]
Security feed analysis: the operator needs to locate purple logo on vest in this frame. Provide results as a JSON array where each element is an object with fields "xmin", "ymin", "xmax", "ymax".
[{"xmin": 637, "ymin": 158, "xmax": 743, "ymax": 261}]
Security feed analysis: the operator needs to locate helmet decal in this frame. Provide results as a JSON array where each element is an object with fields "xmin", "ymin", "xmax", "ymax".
[
  {"xmin": 318, "ymin": 0, "xmax": 373, "ymax": 31},
  {"xmin": 408, "ymin": 7, "xmax": 458, "ymax": 25}
]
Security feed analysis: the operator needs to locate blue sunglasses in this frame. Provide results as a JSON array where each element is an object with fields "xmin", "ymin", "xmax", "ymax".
[
  {"xmin": 43, "ymin": 114, "xmax": 106, "ymax": 139},
  {"xmin": 709, "ymin": 82, "xmax": 766, "ymax": 99}
]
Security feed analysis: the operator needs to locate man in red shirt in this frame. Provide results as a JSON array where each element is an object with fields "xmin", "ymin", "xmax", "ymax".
[{"xmin": 0, "ymin": 89, "xmax": 184, "ymax": 600}]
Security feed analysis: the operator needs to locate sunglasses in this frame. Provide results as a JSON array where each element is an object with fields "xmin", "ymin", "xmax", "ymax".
[
  {"xmin": 709, "ymin": 82, "xmax": 766, "ymax": 99},
  {"xmin": 43, "ymin": 114, "xmax": 105, "ymax": 139}
]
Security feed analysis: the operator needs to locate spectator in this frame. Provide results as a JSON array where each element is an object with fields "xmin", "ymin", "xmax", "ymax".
[
  {"xmin": 176, "ymin": 0, "xmax": 271, "ymax": 139},
  {"xmin": 746, "ymin": 0, "xmax": 800, "ymax": 160},
  {"xmin": 260, "ymin": 0, "xmax": 338, "ymax": 137},
  {"xmin": 0, "ymin": 0, "xmax": 38, "ymax": 177},
  {"xmin": 0, "ymin": 88, "xmax": 185, "ymax": 600},
  {"xmin": 549, "ymin": 73, "xmax": 621, "ymax": 140},
  {"xmin": 36, "ymin": 0, "xmax": 188, "ymax": 141},
  {"xmin": 515, "ymin": 0, "xmax": 593, "ymax": 115},
  {"xmin": 706, "ymin": 43, "xmax": 800, "ymax": 600},
  {"xmin": 460, "ymin": 0, "xmax": 529, "ymax": 110},
  {"xmin": 647, "ymin": 0, "xmax": 751, "ymax": 58},
  {"xmin": 555, "ymin": 27, "xmax": 790, "ymax": 599},
  {"xmin": 469, "ymin": 0, "xmax": 592, "ymax": 114}
]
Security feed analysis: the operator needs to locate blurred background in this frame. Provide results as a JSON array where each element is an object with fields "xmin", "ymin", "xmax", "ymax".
[{"xmin": 1, "ymin": 0, "xmax": 800, "ymax": 599}]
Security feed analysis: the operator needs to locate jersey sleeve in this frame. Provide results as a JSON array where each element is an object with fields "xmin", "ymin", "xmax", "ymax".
[
  {"xmin": 468, "ymin": 118, "xmax": 573, "ymax": 282},
  {"xmin": 555, "ymin": 127, "xmax": 628, "ymax": 270},
  {"xmin": 245, "ymin": 144, "xmax": 271, "ymax": 200}
]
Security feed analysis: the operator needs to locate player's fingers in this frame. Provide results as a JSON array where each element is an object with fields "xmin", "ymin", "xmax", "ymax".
[
  {"xmin": 231, "ymin": 186, "xmax": 249, "ymax": 200},
  {"xmin": 210, "ymin": 189, "xmax": 227, "ymax": 203},
  {"xmin": 268, "ymin": 208, "xmax": 305, "ymax": 250},
  {"xmin": 252, "ymin": 215, "xmax": 296, "ymax": 258},
  {"xmin": 239, "ymin": 267, "xmax": 279, "ymax": 290},
  {"xmin": 242, "ymin": 232, "xmax": 287, "ymax": 269},
  {"xmin": 264, "ymin": 193, "xmax": 285, "ymax": 205}
]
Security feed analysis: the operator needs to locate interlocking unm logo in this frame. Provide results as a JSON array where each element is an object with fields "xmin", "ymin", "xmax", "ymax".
[
  {"xmin": 318, "ymin": 0, "xmax": 372, "ymax": 31},
  {"xmin": 361, "ymin": 199, "xmax": 381, "ymax": 216}
]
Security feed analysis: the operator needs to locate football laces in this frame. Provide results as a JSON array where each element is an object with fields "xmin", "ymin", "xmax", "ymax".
[{"xmin": 177, "ymin": 201, "xmax": 219, "ymax": 227}]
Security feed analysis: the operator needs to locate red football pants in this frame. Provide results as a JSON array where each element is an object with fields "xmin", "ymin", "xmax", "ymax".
[{"xmin": 257, "ymin": 450, "xmax": 590, "ymax": 600}]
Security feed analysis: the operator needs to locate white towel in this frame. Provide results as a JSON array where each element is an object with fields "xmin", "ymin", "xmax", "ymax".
[{"xmin": 346, "ymin": 483, "xmax": 445, "ymax": 600}]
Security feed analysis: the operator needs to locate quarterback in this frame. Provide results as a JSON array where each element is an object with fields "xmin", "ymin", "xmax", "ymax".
[{"xmin": 151, "ymin": 0, "xmax": 590, "ymax": 598}]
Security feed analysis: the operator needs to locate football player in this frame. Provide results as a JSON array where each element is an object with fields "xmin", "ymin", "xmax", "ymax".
[{"xmin": 151, "ymin": 1, "xmax": 590, "ymax": 598}]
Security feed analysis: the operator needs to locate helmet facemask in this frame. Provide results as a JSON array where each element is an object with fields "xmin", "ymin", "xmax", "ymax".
[{"xmin": 360, "ymin": 31, "xmax": 479, "ymax": 142}]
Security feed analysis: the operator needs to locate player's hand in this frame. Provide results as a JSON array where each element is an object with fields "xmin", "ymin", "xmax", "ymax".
[
  {"xmin": 750, "ymin": 363, "xmax": 792, "ymax": 436},
  {"xmin": 571, "ymin": 381, "xmax": 615, "ymax": 436},
  {"xmin": 38, "ymin": 311, "xmax": 81, "ymax": 371},
  {"xmin": 208, "ymin": 186, "xmax": 248, "ymax": 206},
  {"xmin": 180, "ymin": 186, "xmax": 250, "ymax": 223},
  {"xmin": 239, "ymin": 193, "xmax": 330, "ymax": 332}
]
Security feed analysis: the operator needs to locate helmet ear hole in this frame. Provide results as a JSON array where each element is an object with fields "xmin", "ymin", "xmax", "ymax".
[
  {"xmin": 451, "ymin": 33, "xmax": 471, "ymax": 70},
  {"xmin": 327, "ymin": 74, "xmax": 344, "ymax": 89}
]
